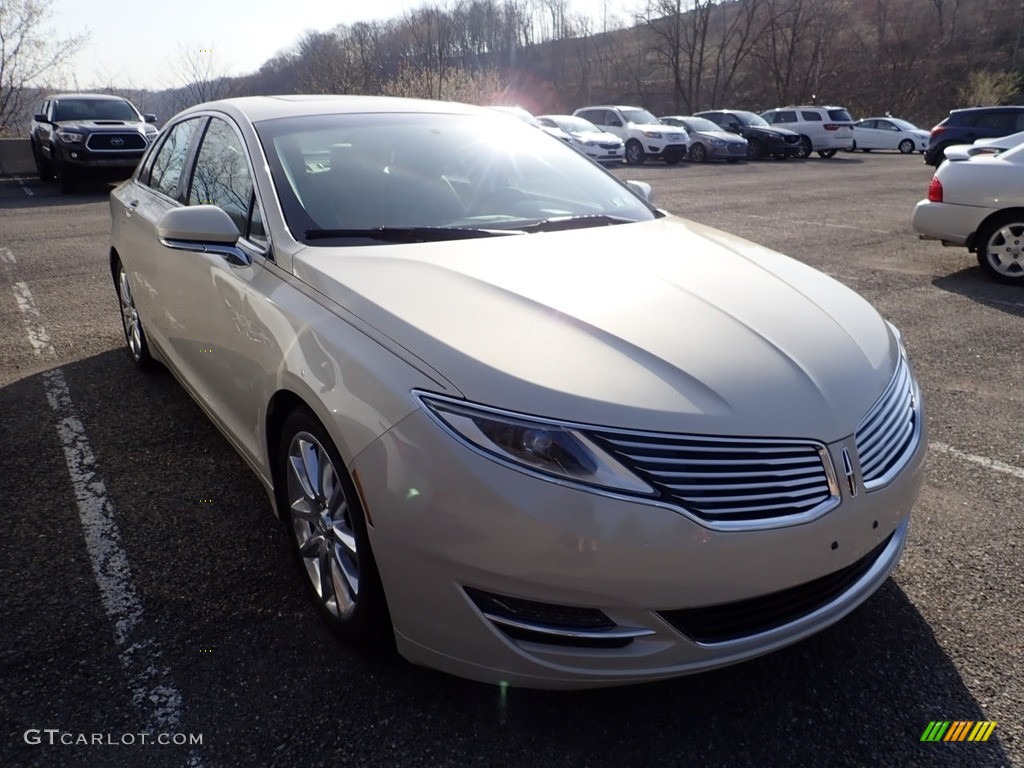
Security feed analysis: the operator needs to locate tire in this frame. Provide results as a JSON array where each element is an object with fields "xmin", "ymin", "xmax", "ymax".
[
  {"xmin": 818, "ymin": 149, "xmax": 838, "ymax": 158},
  {"xmin": 747, "ymin": 138, "xmax": 764, "ymax": 161},
  {"xmin": 898, "ymin": 139, "xmax": 915, "ymax": 154},
  {"xmin": 114, "ymin": 259, "xmax": 156, "ymax": 372},
  {"xmin": 795, "ymin": 136, "xmax": 812, "ymax": 159},
  {"xmin": 33, "ymin": 143, "xmax": 54, "ymax": 181},
  {"xmin": 56, "ymin": 161, "xmax": 77, "ymax": 194},
  {"xmin": 625, "ymin": 140, "xmax": 645, "ymax": 166},
  {"xmin": 276, "ymin": 408, "xmax": 390, "ymax": 644},
  {"xmin": 689, "ymin": 142, "xmax": 707, "ymax": 163},
  {"xmin": 976, "ymin": 215, "xmax": 1024, "ymax": 284}
]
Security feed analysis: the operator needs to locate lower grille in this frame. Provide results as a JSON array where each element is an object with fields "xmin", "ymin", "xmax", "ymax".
[
  {"xmin": 86, "ymin": 133, "xmax": 147, "ymax": 151},
  {"xmin": 599, "ymin": 142, "xmax": 621, "ymax": 150},
  {"xmin": 657, "ymin": 534, "xmax": 892, "ymax": 644},
  {"xmin": 728, "ymin": 144, "xmax": 746, "ymax": 154}
]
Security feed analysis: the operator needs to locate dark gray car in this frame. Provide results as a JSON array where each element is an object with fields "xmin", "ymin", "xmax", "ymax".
[{"xmin": 660, "ymin": 116, "xmax": 748, "ymax": 162}]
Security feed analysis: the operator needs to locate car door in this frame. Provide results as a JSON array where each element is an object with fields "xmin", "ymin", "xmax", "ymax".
[
  {"xmin": 162, "ymin": 115, "xmax": 274, "ymax": 460},
  {"xmin": 856, "ymin": 120, "xmax": 881, "ymax": 149}
]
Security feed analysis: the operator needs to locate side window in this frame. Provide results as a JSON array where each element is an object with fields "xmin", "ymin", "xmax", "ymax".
[
  {"xmin": 148, "ymin": 118, "xmax": 201, "ymax": 198},
  {"xmin": 578, "ymin": 110, "xmax": 599, "ymax": 125},
  {"xmin": 860, "ymin": 120, "xmax": 876, "ymax": 130},
  {"xmin": 247, "ymin": 195, "xmax": 268, "ymax": 248},
  {"xmin": 188, "ymin": 117, "xmax": 254, "ymax": 235},
  {"xmin": 974, "ymin": 112, "xmax": 1013, "ymax": 131},
  {"xmin": 801, "ymin": 111, "xmax": 823, "ymax": 122},
  {"xmin": 774, "ymin": 111, "xmax": 798, "ymax": 123},
  {"xmin": 1015, "ymin": 113, "xmax": 1024, "ymax": 131}
]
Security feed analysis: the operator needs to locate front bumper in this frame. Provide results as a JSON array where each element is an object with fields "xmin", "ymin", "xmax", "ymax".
[
  {"xmin": 352, "ymin": 402, "xmax": 927, "ymax": 689},
  {"xmin": 54, "ymin": 145, "xmax": 145, "ymax": 172}
]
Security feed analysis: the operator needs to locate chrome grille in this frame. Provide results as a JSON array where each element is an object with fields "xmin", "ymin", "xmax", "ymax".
[
  {"xmin": 587, "ymin": 430, "xmax": 838, "ymax": 528},
  {"xmin": 855, "ymin": 358, "xmax": 918, "ymax": 490},
  {"xmin": 86, "ymin": 133, "xmax": 147, "ymax": 151}
]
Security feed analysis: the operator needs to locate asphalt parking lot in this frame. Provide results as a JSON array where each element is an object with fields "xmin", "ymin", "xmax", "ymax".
[{"xmin": 0, "ymin": 153, "xmax": 1021, "ymax": 768}]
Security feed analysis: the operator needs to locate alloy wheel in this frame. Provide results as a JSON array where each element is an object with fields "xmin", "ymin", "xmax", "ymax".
[
  {"xmin": 286, "ymin": 432, "xmax": 360, "ymax": 620},
  {"xmin": 118, "ymin": 267, "xmax": 144, "ymax": 361},
  {"xmin": 983, "ymin": 223, "xmax": 1024, "ymax": 280}
]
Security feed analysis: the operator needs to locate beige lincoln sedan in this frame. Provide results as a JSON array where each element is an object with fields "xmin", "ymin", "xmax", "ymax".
[{"xmin": 109, "ymin": 96, "xmax": 926, "ymax": 689}]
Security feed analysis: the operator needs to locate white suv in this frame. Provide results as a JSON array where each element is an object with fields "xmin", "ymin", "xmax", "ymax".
[
  {"xmin": 573, "ymin": 105, "xmax": 690, "ymax": 165},
  {"xmin": 760, "ymin": 106, "xmax": 855, "ymax": 158}
]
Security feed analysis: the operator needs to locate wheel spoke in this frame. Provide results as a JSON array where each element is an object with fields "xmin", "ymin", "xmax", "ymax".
[
  {"xmin": 298, "ymin": 532, "xmax": 323, "ymax": 559},
  {"xmin": 332, "ymin": 541, "xmax": 360, "ymax": 608},
  {"xmin": 289, "ymin": 495, "xmax": 318, "ymax": 521},
  {"xmin": 318, "ymin": 547, "xmax": 338, "ymax": 613}
]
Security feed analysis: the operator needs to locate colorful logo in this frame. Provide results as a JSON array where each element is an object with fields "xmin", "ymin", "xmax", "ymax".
[{"xmin": 920, "ymin": 721, "xmax": 997, "ymax": 742}]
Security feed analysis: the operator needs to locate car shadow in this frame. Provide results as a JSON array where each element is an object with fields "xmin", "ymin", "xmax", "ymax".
[
  {"xmin": 933, "ymin": 267, "xmax": 1024, "ymax": 318},
  {"xmin": 1, "ymin": 350, "xmax": 1010, "ymax": 768}
]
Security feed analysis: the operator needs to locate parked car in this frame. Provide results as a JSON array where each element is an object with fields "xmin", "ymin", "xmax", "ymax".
[
  {"xmin": 914, "ymin": 142, "xmax": 1024, "ymax": 284},
  {"xmin": 488, "ymin": 105, "xmax": 575, "ymax": 145},
  {"xmin": 537, "ymin": 114, "xmax": 624, "ymax": 163},
  {"xmin": 924, "ymin": 106, "xmax": 1024, "ymax": 166},
  {"xmin": 942, "ymin": 129, "xmax": 1024, "ymax": 161},
  {"xmin": 573, "ymin": 105, "xmax": 690, "ymax": 165},
  {"xmin": 693, "ymin": 110, "xmax": 801, "ymax": 160},
  {"xmin": 851, "ymin": 118, "xmax": 929, "ymax": 153},
  {"xmin": 659, "ymin": 116, "xmax": 748, "ymax": 162},
  {"xmin": 110, "ymin": 95, "xmax": 926, "ymax": 689},
  {"xmin": 30, "ymin": 93, "xmax": 159, "ymax": 193},
  {"xmin": 760, "ymin": 106, "xmax": 855, "ymax": 158}
]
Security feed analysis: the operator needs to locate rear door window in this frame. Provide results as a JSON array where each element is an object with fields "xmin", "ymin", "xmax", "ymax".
[{"xmin": 801, "ymin": 111, "xmax": 823, "ymax": 122}]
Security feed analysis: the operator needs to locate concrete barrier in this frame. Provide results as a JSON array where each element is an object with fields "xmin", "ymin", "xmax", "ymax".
[{"xmin": 0, "ymin": 138, "xmax": 36, "ymax": 176}]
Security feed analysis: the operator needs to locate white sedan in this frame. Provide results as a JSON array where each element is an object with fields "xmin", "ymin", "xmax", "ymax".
[
  {"xmin": 913, "ymin": 142, "xmax": 1024, "ymax": 283},
  {"xmin": 943, "ymin": 129, "xmax": 1024, "ymax": 161},
  {"xmin": 538, "ymin": 114, "xmax": 624, "ymax": 162},
  {"xmin": 851, "ymin": 118, "xmax": 929, "ymax": 153},
  {"xmin": 109, "ymin": 95, "xmax": 926, "ymax": 689}
]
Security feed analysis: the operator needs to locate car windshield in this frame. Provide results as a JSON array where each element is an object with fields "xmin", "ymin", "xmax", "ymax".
[
  {"xmin": 550, "ymin": 115, "xmax": 600, "ymax": 133},
  {"xmin": 257, "ymin": 112, "xmax": 657, "ymax": 245},
  {"xmin": 734, "ymin": 111, "xmax": 770, "ymax": 128},
  {"xmin": 54, "ymin": 99, "xmax": 140, "ymax": 122},
  {"xmin": 888, "ymin": 118, "xmax": 919, "ymax": 131},
  {"xmin": 619, "ymin": 109, "xmax": 661, "ymax": 126},
  {"xmin": 683, "ymin": 117, "xmax": 723, "ymax": 133}
]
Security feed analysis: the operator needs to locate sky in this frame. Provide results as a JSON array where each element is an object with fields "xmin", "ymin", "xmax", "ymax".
[{"xmin": 47, "ymin": 0, "xmax": 632, "ymax": 92}]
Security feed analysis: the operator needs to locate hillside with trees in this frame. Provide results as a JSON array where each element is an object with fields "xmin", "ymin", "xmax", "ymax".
[{"xmin": 4, "ymin": 0, "xmax": 1023, "ymax": 134}]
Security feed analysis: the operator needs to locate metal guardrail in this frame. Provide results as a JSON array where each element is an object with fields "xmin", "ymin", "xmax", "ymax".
[{"xmin": 0, "ymin": 139, "xmax": 36, "ymax": 176}]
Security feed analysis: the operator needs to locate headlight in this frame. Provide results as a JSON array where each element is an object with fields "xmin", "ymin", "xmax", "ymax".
[
  {"xmin": 57, "ymin": 130, "xmax": 85, "ymax": 143},
  {"xmin": 641, "ymin": 130, "xmax": 663, "ymax": 139},
  {"xmin": 708, "ymin": 138, "xmax": 725, "ymax": 146},
  {"xmin": 417, "ymin": 393, "xmax": 654, "ymax": 495}
]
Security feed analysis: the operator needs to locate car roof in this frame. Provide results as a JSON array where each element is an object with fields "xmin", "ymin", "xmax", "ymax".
[
  {"xmin": 45, "ymin": 93, "xmax": 131, "ymax": 102},
  {"xmin": 950, "ymin": 105, "xmax": 1024, "ymax": 114},
  {"xmin": 577, "ymin": 105, "xmax": 644, "ymax": 111},
  {"xmin": 765, "ymin": 105, "xmax": 846, "ymax": 110},
  {"xmin": 172, "ymin": 95, "xmax": 489, "ymax": 124}
]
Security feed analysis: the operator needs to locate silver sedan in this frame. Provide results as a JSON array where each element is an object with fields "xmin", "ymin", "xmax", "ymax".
[{"xmin": 110, "ymin": 96, "xmax": 927, "ymax": 688}]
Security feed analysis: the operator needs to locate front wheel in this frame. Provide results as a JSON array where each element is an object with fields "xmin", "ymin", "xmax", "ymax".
[
  {"xmin": 818, "ymin": 149, "xmax": 838, "ymax": 158},
  {"xmin": 625, "ymin": 140, "xmax": 645, "ymax": 166},
  {"xmin": 898, "ymin": 139, "xmax": 915, "ymax": 154},
  {"xmin": 277, "ymin": 409, "xmax": 390, "ymax": 643},
  {"xmin": 747, "ymin": 138, "xmax": 764, "ymax": 160},
  {"xmin": 976, "ymin": 216, "xmax": 1024, "ymax": 284},
  {"xmin": 56, "ymin": 161, "xmax": 77, "ymax": 194},
  {"xmin": 689, "ymin": 143, "xmax": 707, "ymax": 163},
  {"xmin": 795, "ymin": 136, "xmax": 812, "ymax": 159}
]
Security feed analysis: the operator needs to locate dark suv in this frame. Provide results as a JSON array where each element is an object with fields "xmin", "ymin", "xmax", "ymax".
[
  {"xmin": 924, "ymin": 106, "xmax": 1024, "ymax": 166},
  {"xmin": 30, "ymin": 94, "xmax": 159, "ymax": 193},
  {"xmin": 693, "ymin": 110, "xmax": 801, "ymax": 160}
]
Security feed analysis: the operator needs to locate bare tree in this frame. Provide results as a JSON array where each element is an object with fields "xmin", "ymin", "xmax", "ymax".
[
  {"xmin": 164, "ymin": 44, "xmax": 232, "ymax": 112},
  {"xmin": 0, "ymin": 0, "xmax": 87, "ymax": 135}
]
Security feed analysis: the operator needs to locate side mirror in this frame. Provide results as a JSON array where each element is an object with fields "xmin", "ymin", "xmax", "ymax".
[
  {"xmin": 144, "ymin": 114, "xmax": 158, "ymax": 124},
  {"xmin": 625, "ymin": 180, "xmax": 653, "ymax": 203},
  {"xmin": 157, "ymin": 206, "xmax": 251, "ymax": 266},
  {"xmin": 33, "ymin": 113, "xmax": 47, "ymax": 122}
]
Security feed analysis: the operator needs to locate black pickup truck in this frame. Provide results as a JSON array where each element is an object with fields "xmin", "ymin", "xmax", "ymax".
[{"xmin": 30, "ymin": 94, "xmax": 159, "ymax": 193}]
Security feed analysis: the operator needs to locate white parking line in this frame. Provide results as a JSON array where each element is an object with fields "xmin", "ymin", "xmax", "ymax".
[
  {"xmin": 2, "ymin": 249, "xmax": 202, "ymax": 765},
  {"xmin": 931, "ymin": 441, "xmax": 1024, "ymax": 481}
]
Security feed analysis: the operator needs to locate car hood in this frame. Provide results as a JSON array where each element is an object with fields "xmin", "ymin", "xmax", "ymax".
[
  {"xmin": 630, "ymin": 123, "xmax": 687, "ymax": 139},
  {"xmin": 747, "ymin": 125, "xmax": 799, "ymax": 138},
  {"xmin": 54, "ymin": 119, "xmax": 145, "ymax": 132},
  {"xmin": 293, "ymin": 217, "xmax": 897, "ymax": 441},
  {"xmin": 699, "ymin": 130, "xmax": 747, "ymax": 143},
  {"xmin": 576, "ymin": 130, "xmax": 622, "ymax": 144}
]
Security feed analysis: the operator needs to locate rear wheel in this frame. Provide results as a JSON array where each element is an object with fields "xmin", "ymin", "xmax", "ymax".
[
  {"xmin": 977, "ymin": 215, "xmax": 1024, "ymax": 284},
  {"xmin": 114, "ymin": 259, "xmax": 156, "ymax": 371},
  {"xmin": 689, "ymin": 142, "xmax": 707, "ymax": 163},
  {"xmin": 795, "ymin": 136, "xmax": 812, "ymax": 159},
  {"xmin": 277, "ymin": 408, "xmax": 390, "ymax": 644},
  {"xmin": 898, "ymin": 139, "xmax": 915, "ymax": 154},
  {"xmin": 625, "ymin": 140, "xmax": 645, "ymax": 166},
  {"xmin": 818, "ymin": 149, "xmax": 838, "ymax": 158}
]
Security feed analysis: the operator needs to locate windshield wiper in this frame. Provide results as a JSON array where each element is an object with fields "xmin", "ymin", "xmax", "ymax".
[
  {"xmin": 515, "ymin": 214, "xmax": 637, "ymax": 233},
  {"xmin": 304, "ymin": 226, "xmax": 523, "ymax": 243}
]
